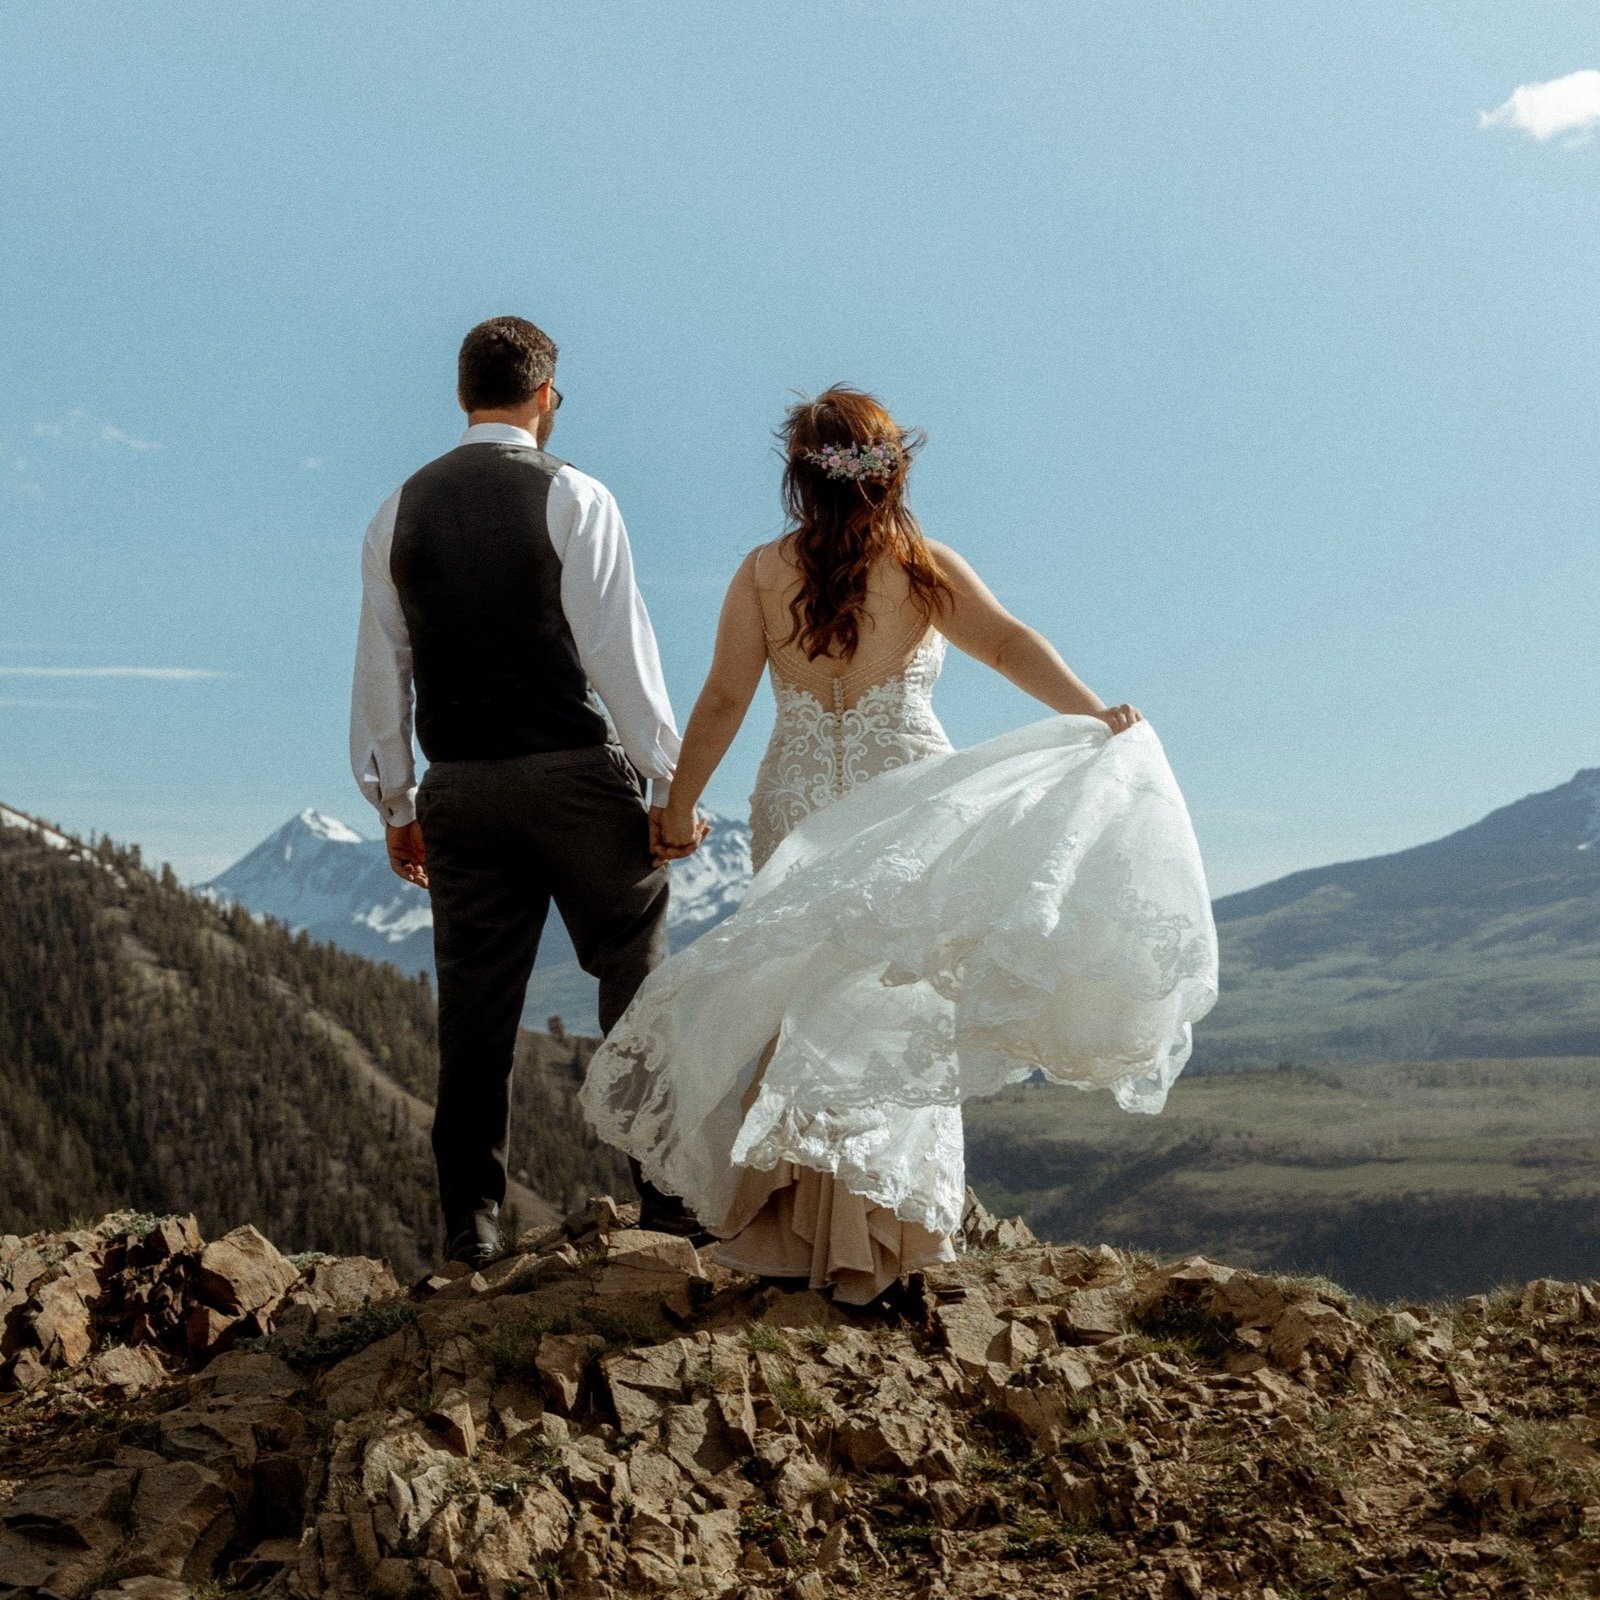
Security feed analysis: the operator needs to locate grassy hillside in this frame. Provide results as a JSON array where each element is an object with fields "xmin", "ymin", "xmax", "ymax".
[
  {"xmin": 1196, "ymin": 766, "xmax": 1600, "ymax": 1067},
  {"xmin": 966, "ymin": 1055, "xmax": 1600, "ymax": 1299}
]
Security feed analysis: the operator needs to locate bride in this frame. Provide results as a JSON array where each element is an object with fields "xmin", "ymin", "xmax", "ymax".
[{"xmin": 580, "ymin": 386, "xmax": 1217, "ymax": 1305}]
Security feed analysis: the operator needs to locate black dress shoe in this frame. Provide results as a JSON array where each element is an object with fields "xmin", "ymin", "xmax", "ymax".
[
  {"xmin": 443, "ymin": 1206, "xmax": 501, "ymax": 1266},
  {"xmin": 638, "ymin": 1201, "xmax": 704, "ymax": 1233},
  {"xmin": 637, "ymin": 1209, "xmax": 717, "ymax": 1249}
]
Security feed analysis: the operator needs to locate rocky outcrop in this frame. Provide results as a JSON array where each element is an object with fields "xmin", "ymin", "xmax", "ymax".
[{"xmin": 3, "ymin": 1198, "xmax": 1600, "ymax": 1598}]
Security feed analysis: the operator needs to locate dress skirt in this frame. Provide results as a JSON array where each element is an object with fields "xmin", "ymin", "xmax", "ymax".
[{"xmin": 579, "ymin": 714, "xmax": 1218, "ymax": 1297}]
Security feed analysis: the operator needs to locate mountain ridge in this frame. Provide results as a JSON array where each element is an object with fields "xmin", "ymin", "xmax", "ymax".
[
  {"xmin": 1214, "ymin": 765, "xmax": 1600, "ymax": 924},
  {"xmin": 202, "ymin": 765, "xmax": 1599, "ymax": 1059},
  {"xmin": 202, "ymin": 805, "xmax": 753, "ymax": 1030},
  {"xmin": 1200, "ymin": 765, "xmax": 1600, "ymax": 1066}
]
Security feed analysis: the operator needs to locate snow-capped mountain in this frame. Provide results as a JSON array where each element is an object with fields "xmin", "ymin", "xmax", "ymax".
[
  {"xmin": 202, "ymin": 810, "xmax": 436, "ymax": 977},
  {"xmin": 202, "ymin": 806, "xmax": 754, "ymax": 1015}
]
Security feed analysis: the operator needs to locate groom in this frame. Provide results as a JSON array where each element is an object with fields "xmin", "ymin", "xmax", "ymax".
[{"xmin": 350, "ymin": 314, "xmax": 706, "ymax": 1264}]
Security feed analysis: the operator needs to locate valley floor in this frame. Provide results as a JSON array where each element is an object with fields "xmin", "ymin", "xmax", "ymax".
[{"xmin": 966, "ymin": 1056, "xmax": 1600, "ymax": 1301}]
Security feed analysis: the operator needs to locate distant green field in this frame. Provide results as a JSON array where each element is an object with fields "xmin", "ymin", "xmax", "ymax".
[{"xmin": 964, "ymin": 1057, "xmax": 1600, "ymax": 1301}]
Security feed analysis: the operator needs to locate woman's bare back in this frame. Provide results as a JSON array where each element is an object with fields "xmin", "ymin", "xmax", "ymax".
[{"xmin": 752, "ymin": 537, "xmax": 936, "ymax": 714}]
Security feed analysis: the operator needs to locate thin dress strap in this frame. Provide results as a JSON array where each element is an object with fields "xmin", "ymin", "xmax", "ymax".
[{"xmin": 752, "ymin": 544, "xmax": 779, "ymax": 644}]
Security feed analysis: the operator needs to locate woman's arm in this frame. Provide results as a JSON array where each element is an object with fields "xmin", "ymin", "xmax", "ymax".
[
  {"xmin": 654, "ymin": 550, "xmax": 769, "ymax": 862},
  {"xmin": 930, "ymin": 542, "xmax": 1142, "ymax": 732}
]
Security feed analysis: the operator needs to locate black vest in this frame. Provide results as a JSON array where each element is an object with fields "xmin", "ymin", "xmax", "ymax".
[{"xmin": 390, "ymin": 441, "xmax": 609, "ymax": 762}]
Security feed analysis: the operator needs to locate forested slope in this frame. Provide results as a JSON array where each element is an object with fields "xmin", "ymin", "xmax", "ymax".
[{"xmin": 0, "ymin": 808, "xmax": 626, "ymax": 1277}]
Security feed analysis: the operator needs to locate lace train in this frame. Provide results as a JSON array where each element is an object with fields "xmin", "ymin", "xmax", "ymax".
[{"xmin": 580, "ymin": 713, "xmax": 1218, "ymax": 1240}]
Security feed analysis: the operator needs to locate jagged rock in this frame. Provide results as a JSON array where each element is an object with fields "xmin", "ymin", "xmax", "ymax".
[
  {"xmin": 424, "ymin": 1387, "xmax": 477, "ymax": 1457},
  {"xmin": 994, "ymin": 1316, "xmax": 1041, "ymax": 1369},
  {"xmin": 535, "ymin": 1331, "xmax": 604, "ymax": 1414},
  {"xmin": 609, "ymin": 1229, "xmax": 706, "ymax": 1275},
  {"xmin": 662, "ymin": 1398, "xmax": 743, "ymax": 1481},
  {"xmin": 192, "ymin": 1224, "xmax": 299, "ymax": 1319},
  {"xmin": 0, "ymin": 1466, "xmax": 137, "ymax": 1595},
  {"xmin": 3, "ymin": 1344, "xmax": 48, "ymax": 1390},
  {"xmin": 83, "ymin": 1343, "xmax": 169, "ymax": 1396},
  {"xmin": 1267, "ymin": 1299, "xmax": 1356, "ymax": 1369},
  {"xmin": 1347, "ymin": 1348, "xmax": 1390, "ymax": 1398},
  {"xmin": 625, "ymin": 1508, "xmax": 684, "ymax": 1586},
  {"xmin": 1520, "ymin": 1278, "xmax": 1581, "ymax": 1320},
  {"xmin": 957, "ymin": 1188, "xmax": 1037, "ymax": 1253},
  {"xmin": 980, "ymin": 1366, "xmax": 1080, "ymax": 1446},
  {"xmin": 11, "ymin": 1206, "xmax": 1600, "ymax": 1600},
  {"xmin": 1152, "ymin": 1254, "xmax": 1235, "ymax": 1289},
  {"xmin": 30, "ymin": 1263, "xmax": 98, "ymax": 1366},
  {"xmin": 601, "ymin": 1338, "xmax": 693, "ymax": 1433},
  {"xmin": 183, "ymin": 1304, "xmax": 240, "ymax": 1356},
  {"xmin": 313, "ymin": 1318, "xmax": 423, "ymax": 1418},
  {"xmin": 123, "ymin": 1458, "xmax": 234, "ymax": 1582},
  {"xmin": 360, "ymin": 1423, "xmax": 462, "ymax": 1543},
  {"xmin": 756, "ymin": 1287, "xmax": 842, "ymax": 1330},
  {"xmin": 270, "ymin": 1254, "xmax": 400, "ymax": 1345},
  {"xmin": 91, "ymin": 1581, "xmax": 196, "ymax": 1600},
  {"xmin": 626, "ymin": 1441, "xmax": 693, "ymax": 1510},
  {"xmin": 490, "ymin": 1375, "xmax": 545, "ymax": 1441},
  {"xmin": 193, "ymin": 1348, "xmax": 305, "ymax": 1400},
  {"xmin": 1207, "ymin": 1271, "xmax": 1289, "ymax": 1330},
  {"xmin": 141, "ymin": 1215, "xmax": 204, "ymax": 1262},
  {"xmin": 932, "ymin": 1297, "xmax": 1006, "ymax": 1372},
  {"xmin": 1058, "ymin": 1284, "xmax": 1124, "ymax": 1342},
  {"xmin": 1044, "ymin": 1458, "xmax": 1100, "ymax": 1521},
  {"xmin": 229, "ymin": 1536, "xmax": 301, "ymax": 1587}
]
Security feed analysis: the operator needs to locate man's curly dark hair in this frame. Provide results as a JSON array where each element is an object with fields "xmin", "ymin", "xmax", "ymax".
[{"xmin": 458, "ymin": 316, "xmax": 558, "ymax": 412}]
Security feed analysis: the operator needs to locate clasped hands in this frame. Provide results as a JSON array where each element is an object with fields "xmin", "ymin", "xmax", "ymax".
[{"xmin": 650, "ymin": 804, "xmax": 709, "ymax": 868}]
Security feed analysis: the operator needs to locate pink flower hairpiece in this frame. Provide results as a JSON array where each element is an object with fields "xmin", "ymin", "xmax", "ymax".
[{"xmin": 800, "ymin": 440, "xmax": 901, "ymax": 482}]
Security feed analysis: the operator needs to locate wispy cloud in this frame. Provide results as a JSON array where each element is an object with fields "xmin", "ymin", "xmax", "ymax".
[
  {"xmin": 32, "ymin": 407, "xmax": 162, "ymax": 454},
  {"xmin": 0, "ymin": 666, "xmax": 225, "ymax": 681},
  {"xmin": 1480, "ymin": 69, "xmax": 1600, "ymax": 142},
  {"xmin": 7, "ymin": 457, "xmax": 43, "ymax": 500},
  {"xmin": 300, "ymin": 456, "xmax": 327, "ymax": 471}
]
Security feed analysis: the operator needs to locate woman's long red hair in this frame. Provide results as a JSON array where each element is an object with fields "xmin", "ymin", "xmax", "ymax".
[{"xmin": 777, "ymin": 386, "xmax": 952, "ymax": 661}]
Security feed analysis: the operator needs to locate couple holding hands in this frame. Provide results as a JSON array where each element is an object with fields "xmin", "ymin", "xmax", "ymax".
[{"xmin": 351, "ymin": 315, "xmax": 1215, "ymax": 1303}]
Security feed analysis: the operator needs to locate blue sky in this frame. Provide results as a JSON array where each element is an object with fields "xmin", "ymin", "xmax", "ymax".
[{"xmin": 2, "ymin": 3, "xmax": 1596, "ymax": 896}]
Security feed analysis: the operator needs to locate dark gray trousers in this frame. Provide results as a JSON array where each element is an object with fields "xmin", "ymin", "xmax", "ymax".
[{"xmin": 416, "ymin": 742, "xmax": 669, "ymax": 1234}]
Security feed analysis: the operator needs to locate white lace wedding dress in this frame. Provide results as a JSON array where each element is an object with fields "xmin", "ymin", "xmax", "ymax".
[{"xmin": 580, "ymin": 618, "xmax": 1218, "ymax": 1304}]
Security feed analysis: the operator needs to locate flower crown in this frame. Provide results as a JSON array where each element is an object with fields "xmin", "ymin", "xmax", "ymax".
[{"xmin": 800, "ymin": 439, "xmax": 902, "ymax": 482}]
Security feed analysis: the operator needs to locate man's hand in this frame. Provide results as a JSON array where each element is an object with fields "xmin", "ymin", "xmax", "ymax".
[
  {"xmin": 386, "ymin": 820, "xmax": 429, "ymax": 889},
  {"xmin": 1094, "ymin": 703, "xmax": 1144, "ymax": 736},
  {"xmin": 650, "ymin": 804, "xmax": 709, "ymax": 868}
]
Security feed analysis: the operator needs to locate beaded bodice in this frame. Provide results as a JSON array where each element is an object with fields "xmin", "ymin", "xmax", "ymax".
[{"xmin": 748, "ymin": 630, "xmax": 954, "ymax": 872}]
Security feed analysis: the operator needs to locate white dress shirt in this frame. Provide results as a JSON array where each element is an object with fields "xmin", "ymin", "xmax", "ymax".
[{"xmin": 350, "ymin": 422, "xmax": 681, "ymax": 827}]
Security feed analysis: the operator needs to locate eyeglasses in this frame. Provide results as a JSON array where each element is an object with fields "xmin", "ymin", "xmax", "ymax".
[{"xmin": 547, "ymin": 381, "xmax": 563, "ymax": 410}]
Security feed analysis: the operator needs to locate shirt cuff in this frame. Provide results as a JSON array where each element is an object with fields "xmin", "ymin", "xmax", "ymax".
[
  {"xmin": 649, "ymin": 778, "xmax": 672, "ymax": 809},
  {"xmin": 379, "ymin": 793, "xmax": 417, "ymax": 828}
]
